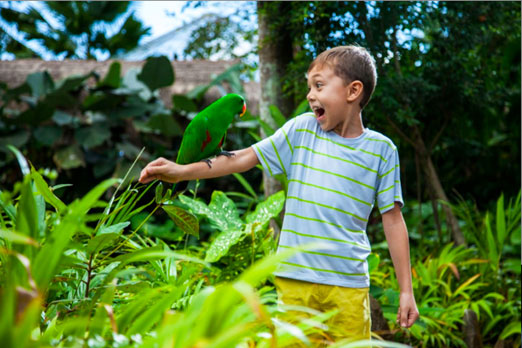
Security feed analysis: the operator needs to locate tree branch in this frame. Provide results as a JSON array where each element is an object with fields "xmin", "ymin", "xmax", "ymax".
[
  {"xmin": 385, "ymin": 113, "xmax": 416, "ymax": 147},
  {"xmin": 428, "ymin": 111, "xmax": 451, "ymax": 153}
]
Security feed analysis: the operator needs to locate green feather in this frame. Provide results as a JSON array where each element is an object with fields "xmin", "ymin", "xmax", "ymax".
[{"xmin": 176, "ymin": 93, "xmax": 245, "ymax": 164}]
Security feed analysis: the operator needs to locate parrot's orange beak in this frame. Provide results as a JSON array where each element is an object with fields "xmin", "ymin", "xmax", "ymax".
[{"xmin": 240, "ymin": 103, "xmax": 247, "ymax": 117}]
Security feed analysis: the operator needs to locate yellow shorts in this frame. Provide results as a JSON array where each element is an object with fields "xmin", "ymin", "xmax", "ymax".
[{"xmin": 274, "ymin": 276, "xmax": 371, "ymax": 346}]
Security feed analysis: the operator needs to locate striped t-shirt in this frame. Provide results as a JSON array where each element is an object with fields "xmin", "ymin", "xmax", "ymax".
[{"xmin": 252, "ymin": 112, "xmax": 403, "ymax": 288}]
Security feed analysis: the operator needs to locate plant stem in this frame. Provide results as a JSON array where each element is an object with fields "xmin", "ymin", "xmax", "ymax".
[
  {"xmin": 85, "ymin": 253, "xmax": 94, "ymax": 299},
  {"xmin": 99, "ymin": 204, "xmax": 161, "ymax": 263}
]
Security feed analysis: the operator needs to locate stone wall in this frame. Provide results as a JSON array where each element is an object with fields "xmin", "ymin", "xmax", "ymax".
[{"xmin": 0, "ymin": 59, "xmax": 259, "ymax": 113}]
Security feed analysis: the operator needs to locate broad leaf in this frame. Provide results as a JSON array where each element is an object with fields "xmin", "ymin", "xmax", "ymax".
[
  {"xmin": 245, "ymin": 190, "xmax": 285, "ymax": 232},
  {"xmin": 26, "ymin": 71, "xmax": 54, "ymax": 98},
  {"xmin": 179, "ymin": 192, "xmax": 243, "ymax": 232},
  {"xmin": 205, "ymin": 227, "xmax": 247, "ymax": 263},
  {"xmin": 75, "ymin": 124, "xmax": 111, "ymax": 149},
  {"xmin": 100, "ymin": 61, "xmax": 121, "ymax": 88},
  {"xmin": 172, "ymin": 94, "xmax": 197, "ymax": 112},
  {"xmin": 138, "ymin": 56, "xmax": 174, "ymax": 91},
  {"xmin": 162, "ymin": 205, "xmax": 199, "ymax": 238},
  {"xmin": 86, "ymin": 233, "xmax": 119, "ymax": 254},
  {"xmin": 147, "ymin": 114, "xmax": 182, "ymax": 137},
  {"xmin": 53, "ymin": 145, "xmax": 85, "ymax": 170}
]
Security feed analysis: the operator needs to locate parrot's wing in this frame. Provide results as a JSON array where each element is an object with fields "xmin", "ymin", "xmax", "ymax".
[
  {"xmin": 176, "ymin": 115, "xmax": 209, "ymax": 164},
  {"xmin": 218, "ymin": 132, "xmax": 226, "ymax": 149}
]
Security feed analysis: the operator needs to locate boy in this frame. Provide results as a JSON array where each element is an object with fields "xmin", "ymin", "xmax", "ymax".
[{"xmin": 139, "ymin": 45, "xmax": 419, "ymax": 343}]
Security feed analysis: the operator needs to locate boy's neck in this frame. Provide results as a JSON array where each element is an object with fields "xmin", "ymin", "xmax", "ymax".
[{"xmin": 333, "ymin": 110, "xmax": 365, "ymax": 138}]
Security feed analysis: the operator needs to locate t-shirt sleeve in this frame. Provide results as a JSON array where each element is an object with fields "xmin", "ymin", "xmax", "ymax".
[
  {"xmin": 376, "ymin": 148, "xmax": 404, "ymax": 214},
  {"xmin": 251, "ymin": 118, "xmax": 296, "ymax": 177}
]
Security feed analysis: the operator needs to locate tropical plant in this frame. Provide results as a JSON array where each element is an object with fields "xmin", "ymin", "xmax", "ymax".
[
  {"xmin": 0, "ymin": 148, "xmax": 414, "ymax": 347},
  {"xmin": 0, "ymin": 1, "xmax": 150, "ymax": 59},
  {"xmin": 0, "ymin": 55, "xmax": 179, "ymax": 198}
]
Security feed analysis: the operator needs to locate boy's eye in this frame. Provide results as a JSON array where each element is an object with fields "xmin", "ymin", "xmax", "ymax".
[{"xmin": 316, "ymin": 82, "xmax": 323, "ymax": 88}]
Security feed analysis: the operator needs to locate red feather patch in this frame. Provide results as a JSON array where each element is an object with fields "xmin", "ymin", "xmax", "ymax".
[{"xmin": 201, "ymin": 130, "xmax": 212, "ymax": 151}]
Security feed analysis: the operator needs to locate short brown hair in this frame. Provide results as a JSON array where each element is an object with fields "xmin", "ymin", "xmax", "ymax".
[{"xmin": 308, "ymin": 45, "xmax": 377, "ymax": 110}]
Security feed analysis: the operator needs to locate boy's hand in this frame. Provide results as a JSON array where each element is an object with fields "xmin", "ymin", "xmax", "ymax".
[
  {"xmin": 139, "ymin": 157, "xmax": 183, "ymax": 184},
  {"xmin": 396, "ymin": 292, "xmax": 419, "ymax": 328}
]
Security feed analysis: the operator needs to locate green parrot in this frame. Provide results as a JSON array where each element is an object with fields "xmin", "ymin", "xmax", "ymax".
[{"xmin": 173, "ymin": 93, "xmax": 246, "ymax": 192}]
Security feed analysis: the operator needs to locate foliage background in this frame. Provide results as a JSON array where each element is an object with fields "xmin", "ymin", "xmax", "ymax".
[{"xmin": 0, "ymin": 1, "xmax": 520, "ymax": 347}]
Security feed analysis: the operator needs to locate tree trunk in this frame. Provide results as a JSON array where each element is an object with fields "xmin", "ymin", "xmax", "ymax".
[
  {"xmin": 463, "ymin": 309, "xmax": 483, "ymax": 348},
  {"xmin": 411, "ymin": 126, "xmax": 466, "ymax": 246},
  {"xmin": 257, "ymin": 1, "xmax": 295, "ymax": 239}
]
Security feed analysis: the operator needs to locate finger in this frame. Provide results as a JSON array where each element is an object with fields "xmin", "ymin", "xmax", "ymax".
[
  {"xmin": 407, "ymin": 309, "xmax": 419, "ymax": 327},
  {"xmin": 396, "ymin": 307, "xmax": 401, "ymax": 324},
  {"xmin": 400, "ymin": 306, "xmax": 410, "ymax": 327},
  {"xmin": 140, "ymin": 165, "xmax": 167, "ymax": 183}
]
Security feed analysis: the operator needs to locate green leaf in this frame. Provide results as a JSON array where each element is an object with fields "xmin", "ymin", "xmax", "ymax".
[
  {"xmin": 367, "ymin": 253, "xmax": 380, "ymax": 273},
  {"xmin": 232, "ymin": 173, "xmax": 257, "ymax": 199},
  {"xmin": 0, "ymin": 193, "xmax": 16, "ymax": 223},
  {"xmin": 52, "ymin": 110, "xmax": 76, "ymax": 126},
  {"xmin": 484, "ymin": 212, "xmax": 498, "ymax": 266},
  {"xmin": 16, "ymin": 101, "xmax": 55, "ymax": 125},
  {"xmin": 16, "ymin": 178, "xmax": 38, "ymax": 240},
  {"xmin": 53, "ymin": 145, "xmax": 85, "ymax": 170},
  {"xmin": 258, "ymin": 118, "xmax": 275, "ymax": 137},
  {"xmin": 99, "ymin": 61, "xmax": 121, "ymax": 88},
  {"xmin": 31, "ymin": 167, "xmax": 66, "ymax": 213},
  {"xmin": 147, "ymin": 114, "xmax": 182, "ymax": 137},
  {"xmin": 0, "ymin": 229, "xmax": 38, "ymax": 246},
  {"xmin": 205, "ymin": 227, "xmax": 246, "ymax": 263},
  {"xmin": 502, "ymin": 258, "xmax": 521, "ymax": 274},
  {"xmin": 86, "ymin": 233, "xmax": 119, "ymax": 254},
  {"xmin": 238, "ymin": 243, "xmax": 322, "ymax": 288},
  {"xmin": 172, "ymin": 94, "xmax": 197, "ymax": 112},
  {"xmin": 26, "ymin": 71, "xmax": 54, "ymax": 98},
  {"xmin": 97, "ymin": 222, "xmax": 130, "ymax": 235},
  {"xmin": 32, "ymin": 178, "xmax": 118, "ymax": 289},
  {"xmin": 269, "ymin": 104, "xmax": 287, "ymax": 128},
  {"xmin": 54, "ymin": 73, "xmax": 91, "ymax": 94},
  {"xmin": 33, "ymin": 126, "xmax": 62, "ymax": 146},
  {"xmin": 127, "ymin": 286, "xmax": 186, "ymax": 335},
  {"xmin": 155, "ymin": 182, "xmax": 163, "ymax": 204},
  {"xmin": 7, "ymin": 145, "xmax": 30, "ymax": 176},
  {"xmin": 75, "ymin": 124, "xmax": 111, "ymax": 149},
  {"xmin": 496, "ymin": 193, "xmax": 506, "ymax": 246},
  {"xmin": 500, "ymin": 321, "xmax": 521, "ymax": 339},
  {"xmin": 179, "ymin": 191, "xmax": 243, "ymax": 232},
  {"xmin": 0, "ymin": 131, "xmax": 30, "ymax": 151},
  {"xmin": 291, "ymin": 99, "xmax": 311, "ymax": 117},
  {"xmin": 138, "ymin": 56, "xmax": 174, "ymax": 91},
  {"xmin": 245, "ymin": 190, "xmax": 285, "ymax": 231},
  {"xmin": 162, "ymin": 205, "xmax": 199, "ymax": 238}
]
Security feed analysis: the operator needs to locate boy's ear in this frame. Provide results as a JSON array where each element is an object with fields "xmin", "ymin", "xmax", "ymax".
[{"xmin": 346, "ymin": 80, "xmax": 363, "ymax": 103}]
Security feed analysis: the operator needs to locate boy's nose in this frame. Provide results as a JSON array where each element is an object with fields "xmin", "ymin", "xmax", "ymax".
[{"xmin": 307, "ymin": 90, "xmax": 315, "ymax": 102}]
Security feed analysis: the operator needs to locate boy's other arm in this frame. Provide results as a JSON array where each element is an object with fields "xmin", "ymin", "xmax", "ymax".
[
  {"xmin": 382, "ymin": 203, "xmax": 419, "ymax": 328},
  {"xmin": 139, "ymin": 147, "xmax": 259, "ymax": 184}
]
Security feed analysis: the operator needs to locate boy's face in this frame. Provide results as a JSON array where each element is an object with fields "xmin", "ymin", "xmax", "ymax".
[{"xmin": 306, "ymin": 64, "xmax": 352, "ymax": 133}]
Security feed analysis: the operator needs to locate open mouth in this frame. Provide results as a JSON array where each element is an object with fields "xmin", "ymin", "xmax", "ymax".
[{"xmin": 313, "ymin": 107, "xmax": 325, "ymax": 120}]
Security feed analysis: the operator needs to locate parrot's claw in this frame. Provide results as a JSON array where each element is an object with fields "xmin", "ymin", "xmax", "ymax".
[
  {"xmin": 217, "ymin": 151, "xmax": 235, "ymax": 158},
  {"xmin": 202, "ymin": 159, "xmax": 213, "ymax": 168}
]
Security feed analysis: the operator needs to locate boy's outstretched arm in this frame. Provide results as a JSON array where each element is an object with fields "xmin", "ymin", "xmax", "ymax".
[
  {"xmin": 382, "ymin": 203, "xmax": 420, "ymax": 328},
  {"xmin": 139, "ymin": 147, "xmax": 259, "ymax": 184}
]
